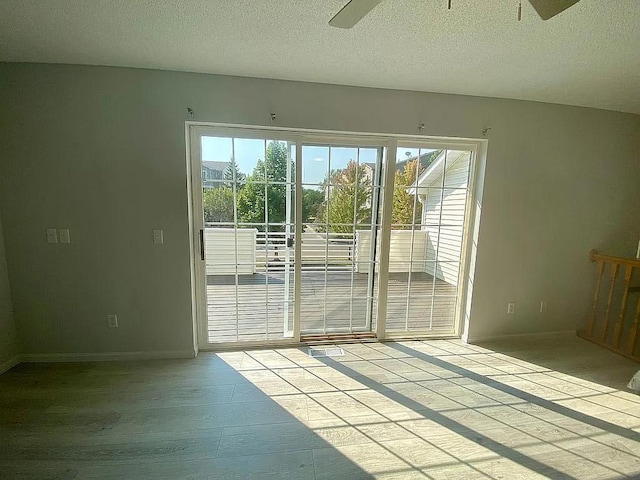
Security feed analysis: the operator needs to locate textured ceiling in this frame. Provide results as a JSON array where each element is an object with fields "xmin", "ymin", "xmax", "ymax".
[{"xmin": 1, "ymin": 0, "xmax": 639, "ymax": 114}]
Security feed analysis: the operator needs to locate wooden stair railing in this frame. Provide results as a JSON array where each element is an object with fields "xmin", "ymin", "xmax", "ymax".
[{"xmin": 578, "ymin": 250, "xmax": 640, "ymax": 362}]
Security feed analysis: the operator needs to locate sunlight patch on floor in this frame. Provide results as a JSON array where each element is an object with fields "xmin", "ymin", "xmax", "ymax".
[{"xmin": 215, "ymin": 338, "xmax": 640, "ymax": 479}]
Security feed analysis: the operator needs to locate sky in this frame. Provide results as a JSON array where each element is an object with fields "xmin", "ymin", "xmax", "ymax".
[{"xmin": 202, "ymin": 136, "xmax": 430, "ymax": 186}]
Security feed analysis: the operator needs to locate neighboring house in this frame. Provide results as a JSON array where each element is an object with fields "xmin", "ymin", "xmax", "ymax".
[
  {"xmin": 354, "ymin": 162, "xmax": 377, "ymax": 209},
  {"xmin": 408, "ymin": 150, "xmax": 472, "ymax": 286},
  {"xmin": 202, "ymin": 161, "xmax": 230, "ymax": 189},
  {"xmin": 360, "ymin": 162, "xmax": 377, "ymax": 186}
]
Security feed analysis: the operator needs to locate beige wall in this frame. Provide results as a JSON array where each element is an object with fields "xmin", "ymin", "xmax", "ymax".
[
  {"xmin": 0, "ymin": 63, "xmax": 638, "ymax": 354},
  {"xmin": 0, "ymin": 211, "xmax": 19, "ymax": 368}
]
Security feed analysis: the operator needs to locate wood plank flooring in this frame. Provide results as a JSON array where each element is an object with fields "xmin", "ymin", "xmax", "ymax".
[
  {"xmin": 1, "ymin": 334, "xmax": 640, "ymax": 479},
  {"xmin": 207, "ymin": 271, "xmax": 458, "ymax": 343}
]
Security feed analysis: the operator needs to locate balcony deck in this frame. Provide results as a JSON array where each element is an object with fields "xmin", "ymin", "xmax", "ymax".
[{"xmin": 206, "ymin": 271, "xmax": 458, "ymax": 343}]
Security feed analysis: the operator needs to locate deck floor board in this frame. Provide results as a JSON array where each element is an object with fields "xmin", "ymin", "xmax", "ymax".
[{"xmin": 207, "ymin": 271, "xmax": 457, "ymax": 343}]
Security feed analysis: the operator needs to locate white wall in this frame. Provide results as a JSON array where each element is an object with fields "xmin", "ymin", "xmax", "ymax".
[
  {"xmin": 0, "ymin": 211, "xmax": 19, "ymax": 370},
  {"xmin": 0, "ymin": 63, "xmax": 638, "ymax": 354}
]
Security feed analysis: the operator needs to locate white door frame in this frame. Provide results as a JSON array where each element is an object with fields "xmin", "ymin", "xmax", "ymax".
[{"xmin": 187, "ymin": 122, "xmax": 485, "ymax": 349}]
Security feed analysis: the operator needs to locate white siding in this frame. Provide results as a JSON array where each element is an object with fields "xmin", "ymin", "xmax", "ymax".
[
  {"xmin": 356, "ymin": 230, "xmax": 428, "ymax": 273},
  {"xmin": 423, "ymin": 151, "xmax": 471, "ymax": 285},
  {"xmin": 205, "ymin": 228, "xmax": 256, "ymax": 275}
]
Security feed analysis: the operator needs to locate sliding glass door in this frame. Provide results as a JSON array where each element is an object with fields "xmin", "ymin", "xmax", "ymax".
[{"xmin": 190, "ymin": 126, "xmax": 477, "ymax": 346}]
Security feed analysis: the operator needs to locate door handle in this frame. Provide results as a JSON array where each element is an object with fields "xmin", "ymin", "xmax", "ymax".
[{"xmin": 199, "ymin": 229, "xmax": 205, "ymax": 261}]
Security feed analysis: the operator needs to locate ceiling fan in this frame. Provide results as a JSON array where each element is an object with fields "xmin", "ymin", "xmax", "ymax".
[{"xmin": 329, "ymin": 0, "xmax": 581, "ymax": 28}]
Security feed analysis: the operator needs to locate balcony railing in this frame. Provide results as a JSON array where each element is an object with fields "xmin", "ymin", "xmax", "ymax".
[{"xmin": 203, "ymin": 227, "xmax": 432, "ymax": 275}]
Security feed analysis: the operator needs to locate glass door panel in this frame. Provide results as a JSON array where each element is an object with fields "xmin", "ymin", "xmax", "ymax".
[
  {"xmin": 386, "ymin": 147, "xmax": 473, "ymax": 335},
  {"xmin": 202, "ymin": 135, "xmax": 295, "ymax": 343},
  {"xmin": 299, "ymin": 143, "xmax": 384, "ymax": 337}
]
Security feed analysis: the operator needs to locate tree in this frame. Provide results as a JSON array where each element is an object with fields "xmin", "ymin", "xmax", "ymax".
[
  {"xmin": 203, "ymin": 186, "xmax": 234, "ymax": 223},
  {"xmin": 223, "ymin": 158, "xmax": 246, "ymax": 188},
  {"xmin": 236, "ymin": 141, "xmax": 290, "ymax": 231},
  {"xmin": 391, "ymin": 150, "xmax": 441, "ymax": 228},
  {"xmin": 302, "ymin": 188, "xmax": 324, "ymax": 224},
  {"xmin": 392, "ymin": 158, "xmax": 422, "ymax": 229},
  {"xmin": 319, "ymin": 160, "xmax": 372, "ymax": 234}
]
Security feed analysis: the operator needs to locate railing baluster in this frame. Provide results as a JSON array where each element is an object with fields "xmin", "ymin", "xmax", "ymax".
[
  {"xmin": 600, "ymin": 263, "xmax": 620, "ymax": 344},
  {"xmin": 586, "ymin": 260, "xmax": 605, "ymax": 338},
  {"xmin": 613, "ymin": 265, "xmax": 634, "ymax": 349},
  {"xmin": 627, "ymin": 296, "xmax": 640, "ymax": 356},
  {"xmin": 583, "ymin": 251, "xmax": 640, "ymax": 362}
]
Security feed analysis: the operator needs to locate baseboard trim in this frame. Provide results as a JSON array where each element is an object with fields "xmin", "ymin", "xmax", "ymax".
[
  {"xmin": 466, "ymin": 330, "xmax": 575, "ymax": 344},
  {"xmin": 0, "ymin": 354, "xmax": 22, "ymax": 375},
  {"xmin": 20, "ymin": 350, "xmax": 197, "ymax": 363}
]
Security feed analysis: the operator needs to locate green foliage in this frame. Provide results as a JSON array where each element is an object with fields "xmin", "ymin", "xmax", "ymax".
[
  {"xmin": 205, "ymin": 145, "xmax": 436, "ymax": 233},
  {"xmin": 391, "ymin": 150, "xmax": 441, "ymax": 229},
  {"xmin": 203, "ymin": 186, "xmax": 234, "ymax": 223},
  {"xmin": 223, "ymin": 158, "xmax": 246, "ymax": 187},
  {"xmin": 237, "ymin": 141, "xmax": 290, "ymax": 231},
  {"xmin": 392, "ymin": 158, "xmax": 421, "ymax": 229},
  {"xmin": 319, "ymin": 161, "xmax": 372, "ymax": 234},
  {"xmin": 302, "ymin": 188, "xmax": 324, "ymax": 223}
]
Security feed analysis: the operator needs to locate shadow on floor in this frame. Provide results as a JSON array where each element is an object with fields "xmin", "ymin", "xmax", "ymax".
[{"xmin": 0, "ymin": 358, "xmax": 376, "ymax": 479}]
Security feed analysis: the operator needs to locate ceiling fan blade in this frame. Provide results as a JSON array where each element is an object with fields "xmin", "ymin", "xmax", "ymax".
[
  {"xmin": 329, "ymin": 0, "xmax": 383, "ymax": 29},
  {"xmin": 528, "ymin": 0, "xmax": 581, "ymax": 20}
]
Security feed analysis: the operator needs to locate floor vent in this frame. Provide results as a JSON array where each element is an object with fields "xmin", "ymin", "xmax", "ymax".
[{"xmin": 308, "ymin": 347, "xmax": 345, "ymax": 358}]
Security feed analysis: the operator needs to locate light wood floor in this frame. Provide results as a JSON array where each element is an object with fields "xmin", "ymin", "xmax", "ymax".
[{"xmin": 1, "ymin": 335, "xmax": 640, "ymax": 479}]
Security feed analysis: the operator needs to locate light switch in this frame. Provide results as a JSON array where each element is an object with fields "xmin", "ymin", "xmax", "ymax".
[
  {"xmin": 107, "ymin": 314, "xmax": 118, "ymax": 328},
  {"xmin": 59, "ymin": 229, "xmax": 71, "ymax": 244},
  {"xmin": 46, "ymin": 228, "xmax": 58, "ymax": 244},
  {"xmin": 153, "ymin": 229, "xmax": 164, "ymax": 245}
]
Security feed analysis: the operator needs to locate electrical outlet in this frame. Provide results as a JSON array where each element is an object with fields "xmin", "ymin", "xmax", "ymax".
[
  {"xmin": 507, "ymin": 302, "xmax": 515, "ymax": 314},
  {"xmin": 46, "ymin": 228, "xmax": 58, "ymax": 244},
  {"xmin": 107, "ymin": 314, "xmax": 118, "ymax": 328},
  {"xmin": 153, "ymin": 229, "xmax": 164, "ymax": 245},
  {"xmin": 540, "ymin": 301, "xmax": 548, "ymax": 313}
]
